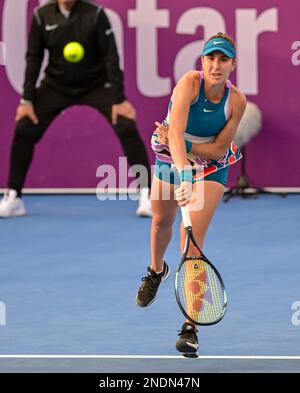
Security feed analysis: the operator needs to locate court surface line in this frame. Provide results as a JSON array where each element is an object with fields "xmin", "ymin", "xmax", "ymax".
[{"xmin": 0, "ymin": 355, "xmax": 300, "ymax": 360}]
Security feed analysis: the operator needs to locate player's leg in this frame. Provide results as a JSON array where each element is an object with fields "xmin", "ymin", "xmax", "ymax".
[
  {"xmin": 0, "ymin": 85, "xmax": 73, "ymax": 218},
  {"xmin": 180, "ymin": 180, "xmax": 225, "ymax": 254},
  {"xmin": 113, "ymin": 115, "xmax": 152, "ymax": 216},
  {"xmin": 81, "ymin": 84, "xmax": 152, "ymax": 216},
  {"xmin": 136, "ymin": 166, "xmax": 178, "ymax": 307},
  {"xmin": 151, "ymin": 174, "xmax": 179, "ymax": 271},
  {"xmin": 176, "ymin": 177, "xmax": 226, "ymax": 356}
]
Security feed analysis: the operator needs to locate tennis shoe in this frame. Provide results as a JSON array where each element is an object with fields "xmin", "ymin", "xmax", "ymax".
[
  {"xmin": 136, "ymin": 187, "xmax": 152, "ymax": 217},
  {"xmin": 136, "ymin": 261, "xmax": 170, "ymax": 307},
  {"xmin": 0, "ymin": 189, "xmax": 26, "ymax": 218},
  {"xmin": 176, "ymin": 322, "xmax": 199, "ymax": 357}
]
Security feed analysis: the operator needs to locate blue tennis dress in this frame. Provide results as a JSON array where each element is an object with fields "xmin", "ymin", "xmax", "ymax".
[{"xmin": 152, "ymin": 71, "xmax": 242, "ymax": 185}]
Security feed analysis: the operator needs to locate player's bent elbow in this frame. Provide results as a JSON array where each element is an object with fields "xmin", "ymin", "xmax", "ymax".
[{"xmin": 212, "ymin": 146, "xmax": 226, "ymax": 160}]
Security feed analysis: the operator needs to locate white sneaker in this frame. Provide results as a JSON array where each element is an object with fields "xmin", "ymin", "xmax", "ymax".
[
  {"xmin": 136, "ymin": 187, "xmax": 152, "ymax": 217},
  {"xmin": 0, "ymin": 189, "xmax": 26, "ymax": 218}
]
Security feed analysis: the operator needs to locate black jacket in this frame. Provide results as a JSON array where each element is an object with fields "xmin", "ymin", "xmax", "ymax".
[{"xmin": 23, "ymin": 0, "xmax": 125, "ymax": 103}]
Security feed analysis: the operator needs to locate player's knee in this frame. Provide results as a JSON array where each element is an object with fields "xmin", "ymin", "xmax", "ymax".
[
  {"xmin": 114, "ymin": 116, "xmax": 138, "ymax": 138},
  {"xmin": 152, "ymin": 212, "xmax": 174, "ymax": 229},
  {"xmin": 15, "ymin": 119, "xmax": 41, "ymax": 142},
  {"xmin": 16, "ymin": 116, "xmax": 35, "ymax": 130}
]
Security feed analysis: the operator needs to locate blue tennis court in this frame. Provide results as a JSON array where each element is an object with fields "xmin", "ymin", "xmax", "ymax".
[{"xmin": 0, "ymin": 194, "xmax": 299, "ymax": 372}]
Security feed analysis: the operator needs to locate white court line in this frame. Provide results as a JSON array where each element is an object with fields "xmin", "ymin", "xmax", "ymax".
[
  {"xmin": 1, "ymin": 188, "xmax": 300, "ymax": 195},
  {"xmin": 0, "ymin": 355, "xmax": 299, "ymax": 360}
]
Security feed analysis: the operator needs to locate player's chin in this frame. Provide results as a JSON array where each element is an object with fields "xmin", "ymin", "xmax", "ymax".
[{"xmin": 210, "ymin": 76, "xmax": 225, "ymax": 85}]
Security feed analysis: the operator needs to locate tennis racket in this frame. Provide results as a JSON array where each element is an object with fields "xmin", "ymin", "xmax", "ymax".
[{"xmin": 175, "ymin": 206, "xmax": 228, "ymax": 325}]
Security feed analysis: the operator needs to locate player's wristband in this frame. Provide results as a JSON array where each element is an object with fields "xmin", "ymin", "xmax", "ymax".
[
  {"xmin": 185, "ymin": 140, "xmax": 192, "ymax": 153},
  {"xmin": 179, "ymin": 169, "xmax": 193, "ymax": 183}
]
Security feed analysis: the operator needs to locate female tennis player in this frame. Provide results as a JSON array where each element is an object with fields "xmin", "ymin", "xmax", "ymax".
[{"xmin": 136, "ymin": 33, "xmax": 247, "ymax": 355}]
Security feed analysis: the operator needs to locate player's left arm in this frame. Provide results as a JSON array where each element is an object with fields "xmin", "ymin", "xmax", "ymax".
[{"xmin": 191, "ymin": 90, "xmax": 247, "ymax": 159}]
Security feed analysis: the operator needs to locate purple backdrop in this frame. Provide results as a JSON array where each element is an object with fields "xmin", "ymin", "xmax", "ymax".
[{"xmin": 1, "ymin": 0, "xmax": 300, "ymax": 188}]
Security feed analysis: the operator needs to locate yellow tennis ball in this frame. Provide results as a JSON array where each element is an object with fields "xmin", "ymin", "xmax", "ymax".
[{"xmin": 63, "ymin": 42, "xmax": 85, "ymax": 63}]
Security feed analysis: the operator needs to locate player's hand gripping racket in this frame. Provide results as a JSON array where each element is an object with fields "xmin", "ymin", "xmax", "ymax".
[{"xmin": 175, "ymin": 206, "xmax": 228, "ymax": 325}]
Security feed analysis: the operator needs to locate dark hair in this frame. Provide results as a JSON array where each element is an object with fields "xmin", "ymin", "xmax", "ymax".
[{"xmin": 206, "ymin": 32, "xmax": 236, "ymax": 50}]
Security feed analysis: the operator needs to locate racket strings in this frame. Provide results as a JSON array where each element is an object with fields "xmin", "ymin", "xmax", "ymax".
[{"xmin": 177, "ymin": 258, "xmax": 225, "ymax": 324}]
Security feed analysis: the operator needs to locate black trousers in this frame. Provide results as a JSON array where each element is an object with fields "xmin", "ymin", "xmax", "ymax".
[{"xmin": 8, "ymin": 82, "xmax": 151, "ymax": 194}]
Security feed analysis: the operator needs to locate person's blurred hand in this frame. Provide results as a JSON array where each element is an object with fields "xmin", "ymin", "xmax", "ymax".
[
  {"xmin": 155, "ymin": 121, "xmax": 169, "ymax": 146},
  {"xmin": 111, "ymin": 100, "xmax": 136, "ymax": 125},
  {"xmin": 15, "ymin": 103, "xmax": 39, "ymax": 124},
  {"xmin": 175, "ymin": 181, "xmax": 193, "ymax": 207}
]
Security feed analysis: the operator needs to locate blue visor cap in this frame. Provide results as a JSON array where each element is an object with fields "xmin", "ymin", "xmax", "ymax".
[{"xmin": 202, "ymin": 38, "xmax": 236, "ymax": 58}]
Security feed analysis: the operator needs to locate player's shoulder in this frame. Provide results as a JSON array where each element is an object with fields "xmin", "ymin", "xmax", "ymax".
[
  {"xmin": 172, "ymin": 71, "xmax": 200, "ymax": 101},
  {"xmin": 177, "ymin": 71, "xmax": 201, "ymax": 90},
  {"xmin": 32, "ymin": 0, "xmax": 56, "ymax": 25},
  {"xmin": 34, "ymin": 0, "xmax": 56, "ymax": 15},
  {"xmin": 230, "ymin": 84, "xmax": 247, "ymax": 107},
  {"xmin": 182, "ymin": 70, "xmax": 201, "ymax": 83},
  {"xmin": 79, "ymin": 0, "xmax": 103, "ymax": 13},
  {"xmin": 35, "ymin": 1, "xmax": 103, "ymax": 15}
]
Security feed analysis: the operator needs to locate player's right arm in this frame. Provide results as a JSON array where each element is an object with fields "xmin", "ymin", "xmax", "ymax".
[
  {"xmin": 168, "ymin": 72, "xmax": 199, "ymax": 206},
  {"xmin": 16, "ymin": 10, "xmax": 44, "ymax": 123},
  {"xmin": 168, "ymin": 72, "xmax": 199, "ymax": 172}
]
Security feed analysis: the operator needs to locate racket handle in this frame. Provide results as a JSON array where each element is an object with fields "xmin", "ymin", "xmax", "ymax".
[{"xmin": 181, "ymin": 206, "xmax": 192, "ymax": 228}]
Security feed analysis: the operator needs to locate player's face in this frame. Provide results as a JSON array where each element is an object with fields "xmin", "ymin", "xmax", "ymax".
[
  {"xmin": 201, "ymin": 52, "xmax": 236, "ymax": 85},
  {"xmin": 57, "ymin": 0, "xmax": 77, "ymax": 11}
]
